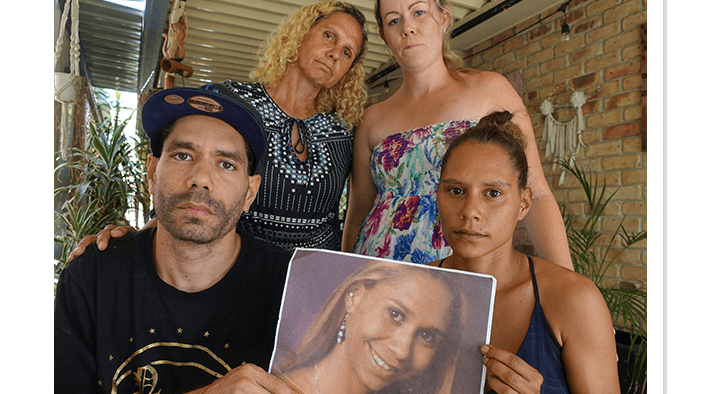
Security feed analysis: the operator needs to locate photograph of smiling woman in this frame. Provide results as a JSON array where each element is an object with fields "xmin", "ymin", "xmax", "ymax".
[{"xmin": 270, "ymin": 252, "xmax": 495, "ymax": 394}]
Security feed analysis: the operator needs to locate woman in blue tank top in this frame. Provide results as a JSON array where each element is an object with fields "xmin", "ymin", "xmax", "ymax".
[{"xmin": 430, "ymin": 111, "xmax": 620, "ymax": 393}]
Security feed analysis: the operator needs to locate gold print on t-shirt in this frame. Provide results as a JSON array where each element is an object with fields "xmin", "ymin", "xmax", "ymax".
[
  {"xmin": 111, "ymin": 342, "xmax": 231, "ymax": 394},
  {"xmin": 133, "ymin": 365, "xmax": 161, "ymax": 394}
]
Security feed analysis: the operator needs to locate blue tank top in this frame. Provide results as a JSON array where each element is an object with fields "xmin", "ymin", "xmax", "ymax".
[
  {"xmin": 440, "ymin": 256, "xmax": 571, "ymax": 393},
  {"xmin": 504, "ymin": 256, "xmax": 571, "ymax": 393}
]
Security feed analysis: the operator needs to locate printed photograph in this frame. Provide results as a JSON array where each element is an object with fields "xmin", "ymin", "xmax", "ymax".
[{"xmin": 269, "ymin": 249, "xmax": 496, "ymax": 394}]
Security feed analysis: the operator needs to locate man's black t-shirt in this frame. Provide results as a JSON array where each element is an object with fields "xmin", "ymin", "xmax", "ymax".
[{"xmin": 54, "ymin": 227, "xmax": 291, "ymax": 393}]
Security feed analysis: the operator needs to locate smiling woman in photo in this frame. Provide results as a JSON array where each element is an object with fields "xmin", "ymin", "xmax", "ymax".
[{"xmin": 273, "ymin": 260, "xmax": 471, "ymax": 394}]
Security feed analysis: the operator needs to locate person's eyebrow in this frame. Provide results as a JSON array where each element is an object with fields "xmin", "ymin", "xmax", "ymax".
[
  {"xmin": 327, "ymin": 26, "xmax": 357, "ymax": 56},
  {"xmin": 484, "ymin": 180, "xmax": 512, "ymax": 188},
  {"xmin": 164, "ymin": 139, "xmax": 196, "ymax": 152},
  {"xmin": 392, "ymin": 297, "xmax": 447, "ymax": 336},
  {"xmin": 215, "ymin": 148, "xmax": 246, "ymax": 164},
  {"xmin": 383, "ymin": 0, "xmax": 427, "ymax": 18},
  {"xmin": 409, "ymin": 1, "xmax": 428, "ymax": 9},
  {"xmin": 393, "ymin": 299, "xmax": 410, "ymax": 314}
]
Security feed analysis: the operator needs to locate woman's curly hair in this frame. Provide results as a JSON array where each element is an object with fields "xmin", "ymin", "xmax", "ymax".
[{"xmin": 250, "ymin": 1, "xmax": 368, "ymax": 127}]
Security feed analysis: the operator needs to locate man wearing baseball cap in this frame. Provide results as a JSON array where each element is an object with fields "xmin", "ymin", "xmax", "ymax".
[{"xmin": 55, "ymin": 85, "xmax": 298, "ymax": 394}]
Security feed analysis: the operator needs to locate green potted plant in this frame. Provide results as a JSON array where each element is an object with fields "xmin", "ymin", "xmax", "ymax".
[
  {"xmin": 54, "ymin": 90, "xmax": 148, "ymax": 281},
  {"xmin": 559, "ymin": 160, "xmax": 647, "ymax": 394}
]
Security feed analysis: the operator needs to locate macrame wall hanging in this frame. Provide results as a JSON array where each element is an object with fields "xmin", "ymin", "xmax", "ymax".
[
  {"xmin": 54, "ymin": 0, "xmax": 83, "ymax": 160},
  {"xmin": 539, "ymin": 82, "xmax": 600, "ymax": 185}
]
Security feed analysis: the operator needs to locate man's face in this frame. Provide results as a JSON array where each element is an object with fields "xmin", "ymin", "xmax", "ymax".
[{"xmin": 146, "ymin": 115, "xmax": 261, "ymax": 245}]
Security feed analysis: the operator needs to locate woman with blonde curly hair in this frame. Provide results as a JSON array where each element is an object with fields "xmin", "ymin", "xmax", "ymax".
[
  {"xmin": 215, "ymin": 0, "xmax": 368, "ymax": 252},
  {"xmin": 249, "ymin": 1, "xmax": 367, "ymax": 128}
]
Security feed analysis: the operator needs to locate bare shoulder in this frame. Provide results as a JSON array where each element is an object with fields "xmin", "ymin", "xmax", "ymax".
[
  {"xmin": 529, "ymin": 260, "xmax": 619, "ymax": 392},
  {"xmin": 354, "ymin": 102, "xmax": 384, "ymax": 147},
  {"xmin": 358, "ymin": 100, "xmax": 386, "ymax": 130},
  {"xmin": 531, "ymin": 257, "xmax": 605, "ymax": 313},
  {"xmin": 356, "ymin": 95, "xmax": 407, "ymax": 147},
  {"xmin": 457, "ymin": 69, "xmax": 512, "ymax": 91},
  {"xmin": 530, "ymin": 257, "xmax": 613, "ymax": 347},
  {"xmin": 454, "ymin": 69, "xmax": 526, "ymax": 117}
]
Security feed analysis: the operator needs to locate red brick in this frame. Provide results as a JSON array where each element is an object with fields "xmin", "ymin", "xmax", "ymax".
[
  {"xmin": 622, "ymin": 43, "xmax": 643, "ymax": 61},
  {"xmin": 554, "ymin": 36, "xmax": 586, "ymax": 57},
  {"xmin": 526, "ymin": 74, "xmax": 554, "ymax": 91},
  {"xmin": 598, "ymin": 80, "xmax": 621, "ymax": 98},
  {"xmin": 516, "ymin": 41, "xmax": 541, "ymax": 59},
  {"xmin": 581, "ymin": 100, "xmax": 599, "ymax": 116},
  {"xmin": 540, "ymin": 56, "xmax": 568, "ymax": 74},
  {"xmin": 603, "ymin": 0, "xmax": 641, "ymax": 24},
  {"xmin": 482, "ymin": 45, "xmax": 503, "ymax": 62},
  {"xmin": 604, "ymin": 91, "xmax": 641, "ymax": 110},
  {"xmin": 604, "ymin": 122, "xmax": 641, "ymax": 139},
  {"xmin": 527, "ymin": 48, "xmax": 555, "ymax": 66},
  {"xmin": 494, "ymin": 28, "xmax": 515, "ymax": 44},
  {"xmin": 503, "ymin": 35, "xmax": 526, "ymax": 53},
  {"xmin": 604, "ymin": 60, "xmax": 641, "ymax": 81},
  {"xmin": 493, "ymin": 52, "xmax": 516, "ymax": 69},
  {"xmin": 554, "ymin": 63, "xmax": 584, "ymax": 81},
  {"xmin": 541, "ymin": 32, "xmax": 565, "ymax": 49},
  {"xmin": 622, "ymin": 10, "xmax": 647, "ymax": 31},
  {"xmin": 473, "ymin": 39, "xmax": 492, "ymax": 53},
  {"xmin": 529, "ymin": 24, "xmax": 553, "ymax": 41},
  {"xmin": 571, "ymin": 72, "xmax": 600, "ymax": 89},
  {"xmin": 574, "ymin": 16, "xmax": 601, "ymax": 35},
  {"xmin": 587, "ymin": 109, "xmax": 622, "ymax": 128},
  {"xmin": 604, "ymin": 29, "xmax": 640, "ymax": 53},
  {"xmin": 623, "ymin": 75, "xmax": 642, "ymax": 91},
  {"xmin": 502, "ymin": 58, "xmax": 527, "ymax": 76},
  {"xmin": 585, "ymin": 52, "xmax": 622, "ymax": 73},
  {"xmin": 587, "ymin": 0, "xmax": 619, "ymax": 16},
  {"xmin": 571, "ymin": 44, "xmax": 602, "ymax": 64},
  {"xmin": 586, "ymin": 22, "xmax": 621, "ymax": 44}
]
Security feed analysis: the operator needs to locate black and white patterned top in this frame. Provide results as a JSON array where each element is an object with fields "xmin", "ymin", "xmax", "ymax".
[{"xmin": 220, "ymin": 81, "xmax": 353, "ymax": 252}]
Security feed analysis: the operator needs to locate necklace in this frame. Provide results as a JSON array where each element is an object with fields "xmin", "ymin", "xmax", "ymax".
[{"xmin": 314, "ymin": 363, "xmax": 321, "ymax": 394}]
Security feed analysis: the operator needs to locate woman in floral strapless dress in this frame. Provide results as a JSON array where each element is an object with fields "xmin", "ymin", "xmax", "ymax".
[{"xmin": 352, "ymin": 119, "xmax": 475, "ymax": 263}]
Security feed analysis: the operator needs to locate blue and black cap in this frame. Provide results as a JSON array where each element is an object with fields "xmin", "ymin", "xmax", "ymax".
[{"xmin": 141, "ymin": 83, "xmax": 266, "ymax": 164}]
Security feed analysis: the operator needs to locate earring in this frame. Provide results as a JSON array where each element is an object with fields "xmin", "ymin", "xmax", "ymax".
[
  {"xmin": 337, "ymin": 312, "xmax": 349, "ymax": 344},
  {"xmin": 348, "ymin": 291, "xmax": 354, "ymax": 298}
]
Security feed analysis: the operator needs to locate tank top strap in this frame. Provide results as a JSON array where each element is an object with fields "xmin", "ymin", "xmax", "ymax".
[{"xmin": 526, "ymin": 256, "xmax": 541, "ymax": 305}]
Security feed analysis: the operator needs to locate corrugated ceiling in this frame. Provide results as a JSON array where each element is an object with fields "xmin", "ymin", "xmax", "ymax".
[
  {"xmin": 64, "ymin": 0, "xmax": 563, "ymax": 94},
  {"xmin": 69, "ymin": 0, "xmax": 144, "ymax": 91}
]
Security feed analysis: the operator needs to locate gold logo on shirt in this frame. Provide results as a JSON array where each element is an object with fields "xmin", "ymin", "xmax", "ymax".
[{"xmin": 110, "ymin": 342, "xmax": 231, "ymax": 394}]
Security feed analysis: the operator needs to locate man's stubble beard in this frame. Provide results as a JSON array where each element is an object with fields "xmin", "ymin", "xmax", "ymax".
[{"xmin": 154, "ymin": 187, "xmax": 246, "ymax": 245}]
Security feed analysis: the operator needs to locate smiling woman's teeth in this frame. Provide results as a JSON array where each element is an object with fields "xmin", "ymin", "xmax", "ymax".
[{"xmin": 372, "ymin": 351, "xmax": 391, "ymax": 371}]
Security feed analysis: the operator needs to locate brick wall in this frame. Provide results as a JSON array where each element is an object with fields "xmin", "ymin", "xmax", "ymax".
[{"xmin": 462, "ymin": 0, "xmax": 647, "ymax": 289}]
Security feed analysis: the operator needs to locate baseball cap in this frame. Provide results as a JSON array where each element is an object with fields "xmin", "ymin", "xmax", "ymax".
[{"xmin": 141, "ymin": 83, "xmax": 266, "ymax": 163}]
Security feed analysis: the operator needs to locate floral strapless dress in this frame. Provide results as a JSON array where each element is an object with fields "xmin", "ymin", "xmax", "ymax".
[{"xmin": 353, "ymin": 119, "xmax": 476, "ymax": 264}]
